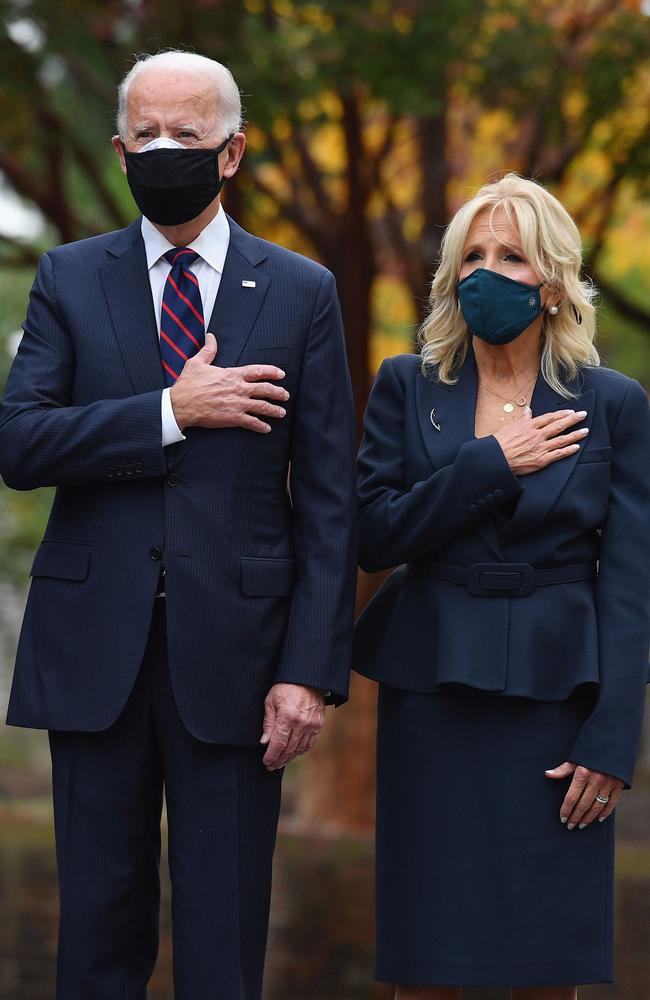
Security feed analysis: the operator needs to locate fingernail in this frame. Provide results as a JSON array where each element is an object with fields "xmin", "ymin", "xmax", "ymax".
[
  {"xmin": 579, "ymin": 823, "xmax": 587, "ymax": 830},
  {"xmin": 577, "ymin": 410, "xmax": 587, "ymax": 417},
  {"xmin": 567, "ymin": 822, "xmax": 575, "ymax": 830},
  {"xmin": 545, "ymin": 769, "xmax": 554, "ymax": 774},
  {"xmin": 560, "ymin": 816, "xmax": 568, "ymax": 824},
  {"xmin": 578, "ymin": 428, "xmax": 589, "ymax": 435},
  {"xmin": 277, "ymin": 369, "xmax": 286, "ymax": 378},
  {"xmin": 599, "ymin": 816, "xmax": 606, "ymax": 822},
  {"xmin": 284, "ymin": 391, "xmax": 290, "ymax": 400},
  {"xmin": 260, "ymin": 734, "xmax": 269, "ymax": 744}
]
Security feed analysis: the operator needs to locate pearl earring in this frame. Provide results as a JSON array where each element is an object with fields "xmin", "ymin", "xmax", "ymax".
[{"xmin": 549, "ymin": 305, "xmax": 559, "ymax": 315}]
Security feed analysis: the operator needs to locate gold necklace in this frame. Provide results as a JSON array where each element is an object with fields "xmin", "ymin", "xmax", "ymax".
[{"xmin": 479, "ymin": 371, "xmax": 538, "ymax": 413}]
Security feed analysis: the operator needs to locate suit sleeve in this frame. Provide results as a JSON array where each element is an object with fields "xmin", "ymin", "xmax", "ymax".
[
  {"xmin": 0, "ymin": 252, "xmax": 167, "ymax": 490},
  {"xmin": 358, "ymin": 357, "xmax": 522, "ymax": 572},
  {"xmin": 569, "ymin": 378, "xmax": 650, "ymax": 787},
  {"xmin": 272, "ymin": 270, "xmax": 357, "ymax": 704}
]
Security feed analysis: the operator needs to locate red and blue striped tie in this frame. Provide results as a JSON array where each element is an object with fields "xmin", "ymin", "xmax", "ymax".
[{"xmin": 159, "ymin": 247, "xmax": 205, "ymax": 386}]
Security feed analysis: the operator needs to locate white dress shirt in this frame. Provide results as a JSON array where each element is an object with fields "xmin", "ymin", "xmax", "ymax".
[{"xmin": 140, "ymin": 208, "xmax": 231, "ymax": 446}]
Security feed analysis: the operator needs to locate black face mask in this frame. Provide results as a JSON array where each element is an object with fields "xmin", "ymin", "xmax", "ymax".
[{"xmin": 122, "ymin": 134, "xmax": 233, "ymax": 226}]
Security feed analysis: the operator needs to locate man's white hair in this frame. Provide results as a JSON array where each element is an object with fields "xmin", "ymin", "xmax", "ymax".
[{"xmin": 116, "ymin": 50, "xmax": 243, "ymax": 140}]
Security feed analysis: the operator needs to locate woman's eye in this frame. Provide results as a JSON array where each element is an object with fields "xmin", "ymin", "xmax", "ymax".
[
  {"xmin": 464, "ymin": 251, "xmax": 481, "ymax": 262},
  {"xmin": 504, "ymin": 252, "xmax": 523, "ymax": 262}
]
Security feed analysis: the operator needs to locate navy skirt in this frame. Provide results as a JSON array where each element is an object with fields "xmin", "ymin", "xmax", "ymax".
[{"xmin": 375, "ymin": 683, "xmax": 615, "ymax": 988}]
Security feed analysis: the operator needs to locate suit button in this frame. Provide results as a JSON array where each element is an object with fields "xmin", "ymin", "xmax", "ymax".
[
  {"xmin": 494, "ymin": 488, "xmax": 504, "ymax": 499},
  {"xmin": 167, "ymin": 474, "xmax": 179, "ymax": 487},
  {"xmin": 476, "ymin": 499, "xmax": 487, "ymax": 510},
  {"xmin": 116, "ymin": 465, "xmax": 124, "ymax": 477},
  {"xmin": 107, "ymin": 467, "xmax": 114, "ymax": 478},
  {"xmin": 150, "ymin": 546, "xmax": 162, "ymax": 561},
  {"xmin": 135, "ymin": 462, "xmax": 144, "ymax": 474},
  {"xmin": 468, "ymin": 504, "xmax": 478, "ymax": 514},
  {"xmin": 485, "ymin": 493, "xmax": 495, "ymax": 504},
  {"xmin": 125, "ymin": 464, "xmax": 134, "ymax": 476}
]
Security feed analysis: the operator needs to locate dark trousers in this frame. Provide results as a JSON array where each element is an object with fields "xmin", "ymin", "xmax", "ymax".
[{"xmin": 49, "ymin": 598, "xmax": 283, "ymax": 1000}]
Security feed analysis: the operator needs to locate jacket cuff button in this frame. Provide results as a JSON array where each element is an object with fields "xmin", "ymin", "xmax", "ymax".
[{"xmin": 468, "ymin": 503, "xmax": 478, "ymax": 514}]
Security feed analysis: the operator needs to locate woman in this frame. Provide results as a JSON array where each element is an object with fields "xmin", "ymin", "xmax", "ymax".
[{"xmin": 354, "ymin": 174, "xmax": 650, "ymax": 1000}]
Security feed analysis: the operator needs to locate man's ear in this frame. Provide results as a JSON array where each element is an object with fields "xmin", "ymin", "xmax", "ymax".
[
  {"xmin": 112, "ymin": 135, "xmax": 127, "ymax": 175},
  {"xmin": 221, "ymin": 132, "xmax": 246, "ymax": 180}
]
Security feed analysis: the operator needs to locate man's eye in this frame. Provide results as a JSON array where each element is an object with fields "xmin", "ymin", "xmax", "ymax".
[{"xmin": 179, "ymin": 132, "xmax": 196, "ymax": 139}]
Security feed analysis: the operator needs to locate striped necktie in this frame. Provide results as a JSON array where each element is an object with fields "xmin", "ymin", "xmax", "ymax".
[{"xmin": 159, "ymin": 247, "xmax": 205, "ymax": 386}]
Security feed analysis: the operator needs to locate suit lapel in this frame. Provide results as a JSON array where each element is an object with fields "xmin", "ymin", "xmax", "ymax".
[
  {"xmin": 166, "ymin": 216, "xmax": 271, "ymax": 467},
  {"xmin": 100, "ymin": 219, "xmax": 166, "ymax": 394},
  {"xmin": 202, "ymin": 218, "xmax": 270, "ymax": 367},
  {"xmin": 497, "ymin": 375, "xmax": 595, "ymax": 545},
  {"xmin": 415, "ymin": 345, "xmax": 503, "ymax": 559}
]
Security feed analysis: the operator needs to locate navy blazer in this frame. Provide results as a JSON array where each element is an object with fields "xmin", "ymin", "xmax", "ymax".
[
  {"xmin": 0, "ymin": 216, "xmax": 357, "ymax": 745},
  {"xmin": 354, "ymin": 347, "xmax": 650, "ymax": 787}
]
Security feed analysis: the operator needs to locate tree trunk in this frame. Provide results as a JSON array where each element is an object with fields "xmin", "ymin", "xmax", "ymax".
[{"xmin": 292, "ymin": 570, "xmax": 391, "ymax": 833}]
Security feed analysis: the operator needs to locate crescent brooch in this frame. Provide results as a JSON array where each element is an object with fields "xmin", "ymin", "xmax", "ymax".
[{"xmin": 430, "ymin": 408, "xmax": 442, "ymax": 432}]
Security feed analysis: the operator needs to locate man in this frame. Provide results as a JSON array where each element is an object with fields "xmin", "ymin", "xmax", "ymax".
[{"xmin": 0, "ymin": 50, "xmax": 357, "ymax": 999}]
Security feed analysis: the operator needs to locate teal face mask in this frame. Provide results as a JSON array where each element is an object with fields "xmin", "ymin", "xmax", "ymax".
[{"xmin": 457, "ymin": 268, "xmax": 543, "ymax": 345}]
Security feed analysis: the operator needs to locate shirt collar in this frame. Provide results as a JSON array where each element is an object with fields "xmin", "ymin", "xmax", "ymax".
[{"xmin": 140, "ymin": 206, "xmax": 230, "ymax": 274}]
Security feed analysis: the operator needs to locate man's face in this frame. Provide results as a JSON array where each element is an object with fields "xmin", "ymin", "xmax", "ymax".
[{"xmin": 112, "ymin": 67, "xmax": 245, "ymax": 182}]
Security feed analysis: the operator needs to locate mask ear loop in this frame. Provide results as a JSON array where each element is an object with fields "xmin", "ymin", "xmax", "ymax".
[{"xmin": 217, "ymin": 132, "xmax": 235, "ymax": 153}]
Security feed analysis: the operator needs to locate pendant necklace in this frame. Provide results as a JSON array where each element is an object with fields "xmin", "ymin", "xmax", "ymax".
[{"xmin": 479, "ymin": 371, "xmax": 538, "ymax": 414}]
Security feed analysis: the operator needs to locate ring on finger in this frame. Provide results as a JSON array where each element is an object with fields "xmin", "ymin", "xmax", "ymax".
[{"xmin": 595, "ymin": 792, "xmax": 610, "ymax": 805}]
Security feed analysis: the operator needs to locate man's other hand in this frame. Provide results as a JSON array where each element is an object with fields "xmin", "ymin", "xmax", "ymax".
[
  {"xmin": 260, "ymin": 683, "xmax": 326, "ymax": 771},
  {"xmin": 170, "ymin": 332, "xmax": 289, "ymax": 433}
]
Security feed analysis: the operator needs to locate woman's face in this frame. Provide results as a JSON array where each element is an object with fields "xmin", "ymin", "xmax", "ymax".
[{"xmin": 458, "ymin": 207, "xmax": 542, "ymax": 287}]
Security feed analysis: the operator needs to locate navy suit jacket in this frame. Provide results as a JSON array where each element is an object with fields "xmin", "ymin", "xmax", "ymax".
[
  {"xmin": 0, "ymin": 215, "xmax": 357, "ymax": 746},
  {"xmin": 354, "ymin": 347, "xmax": 650, "ymax": 787}
]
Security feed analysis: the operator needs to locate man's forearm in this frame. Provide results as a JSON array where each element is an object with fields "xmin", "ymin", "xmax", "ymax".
[{"xmin": 0, "ymin": 390, "xmax": 167, "ymax": 490}]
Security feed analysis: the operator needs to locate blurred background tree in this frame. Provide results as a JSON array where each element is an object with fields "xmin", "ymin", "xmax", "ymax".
[{"xmin": 0, "ymin": 0, "xmax": 649, "ymax": 830}]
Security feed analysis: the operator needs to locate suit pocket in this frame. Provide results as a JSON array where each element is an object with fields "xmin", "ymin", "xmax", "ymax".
[
  {"xmin": 240, "ymin": 556, "xmax": 295, "ymax": 596},
  {"xmin": 578, "ymin": 446, "xmax": 612, "ymax": 464},
  {"xmin": 30, "ymin": 540, "xmax": 91, "ymax": 581},
  {"xmin": 237, "ymin": 347, "xmax": 300, "ymax": 367}
]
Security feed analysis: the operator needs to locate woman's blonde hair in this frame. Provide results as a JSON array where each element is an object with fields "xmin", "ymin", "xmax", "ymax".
[{"xmin": 418, "ymin": 174, "xmax": 599, "ymax": 396}]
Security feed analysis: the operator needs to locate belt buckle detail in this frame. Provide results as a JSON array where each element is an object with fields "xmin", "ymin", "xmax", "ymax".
[{"xmin": 467, "ymin": 563, "xmax": 534, "ymax": 597}]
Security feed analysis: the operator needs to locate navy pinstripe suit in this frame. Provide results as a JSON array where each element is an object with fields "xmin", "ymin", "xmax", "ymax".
[{"xmin": 0, "ymin": 215, "xmax": 357, "ymax": 998}]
